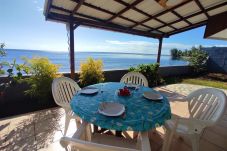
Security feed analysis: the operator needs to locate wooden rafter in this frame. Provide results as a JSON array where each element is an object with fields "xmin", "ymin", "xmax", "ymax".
[
  {"xmin": 194, "ymin": 0, "xmax": 209, "ymax": 18},
  {"xmin": 52, "ymin": 5, "xmax": 104, "ymax": 22},
  {"xmin": 106, "ymin": 0, "xmax": 143, "ymax": 22},
  {"xmin": 45, "ymin": 0, "xmax": 227, "ymax": 38},
  {"xmin": 114, "ymin": 0, "xmax": 177, "ymax": 31},
  {"xmin": 71, "ymin": 0, "xmax": 164, "ymax": 34},
  {"xmin": 130, "ymin": 0, "xmax": 192, "ymax": 29},
  {"xmin": 154, "ymin": 0, "xmax": 192, "ymax": 25},
  {"xmin": 156, "ymin": 1, "xmax": 227, "ymax": 32},
  {"xmin": 48, "ymin": 12, "xmax": 163, "ymax": 38},
  {"xmin": 171, "ymin": 10, "xmax": 192, "ymax": 25},
  {"xmin": 168, "ymin": 20, "xmax": 207, "ymax": 36},
  {"xmin": 51, "ymin": 4, "xmax": 165, "ymax": 35},
  {"xmin": 71, "ymin": 0, "xmax": 84, "ymax": 15}
]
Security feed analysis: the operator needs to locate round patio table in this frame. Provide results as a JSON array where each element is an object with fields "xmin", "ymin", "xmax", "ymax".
[{"xmin": 70, "ymin": 82, "xmax": 171, "ymax": 132}]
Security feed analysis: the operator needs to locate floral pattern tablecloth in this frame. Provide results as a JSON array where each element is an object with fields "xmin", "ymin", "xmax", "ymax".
[{"xmin": 71, "ymin": 82, "xmax": 171, "ymax": 131}]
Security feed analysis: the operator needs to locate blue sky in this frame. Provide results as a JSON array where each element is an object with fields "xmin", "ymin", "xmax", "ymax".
[{"xmin": 0, "ymin": 0, "xmax": 226, "ymax": 55}]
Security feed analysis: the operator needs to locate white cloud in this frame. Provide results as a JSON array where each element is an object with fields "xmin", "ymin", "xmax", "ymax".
[
  {"xmin": 105, "ymin": 40, "xmax": 194, "ymax": 54},
  {"xmin": 36, "ymin": 6, "xmax": 44, "ymax": 12}
]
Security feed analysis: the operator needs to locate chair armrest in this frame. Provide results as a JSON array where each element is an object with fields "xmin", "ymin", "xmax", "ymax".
[{"xmin": 168, "ymin": 116, "xmax": 211, "ymax": 134}]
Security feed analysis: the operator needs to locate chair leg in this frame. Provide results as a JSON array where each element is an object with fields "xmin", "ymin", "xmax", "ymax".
[
  {"xmin": 64, "ymin": 116, "xmax": 70, "ymax": 136},
  {"xmin": 85, "ymin": 123, "xmax": 92, "ymax": 141},
  {"xmin": 133, "ymin": 132, "xmax": 138, "ymax": 139},
  {"xmin": 162, "ymin": 129, "xmax": 174, "ymax": 151},
  {"xmin": 75, "ymin": 119, "xmax": 81, "ymax": 129},
  {"xmin": 190, "ymin": 134, "xmax": 200, "ymax": 151}
]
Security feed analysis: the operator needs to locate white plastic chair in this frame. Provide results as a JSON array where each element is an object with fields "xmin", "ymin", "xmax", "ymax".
[
  {"xmin": 162, "ymin": 88, "xmax": 227, "ymax": 151},
  {"xmin": 52, "ymin": 77, "xmax": 81, "ymax": 136},
  {"xmin": 120, "ymin": 72, "xmax": 148, "ymax": 87},
  {"xmin": 60, "ymin": 120, "xmax": 151, "ymax": 151}
]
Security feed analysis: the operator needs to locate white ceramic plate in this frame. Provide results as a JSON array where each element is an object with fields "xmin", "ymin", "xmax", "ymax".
[
  {"xmin": 80, "ymin": 87, "xmax": 99, "ymax": 94},
  {"xmin": 98, "ymin": 102, "xmax": 125, "ymax": 117},
  {"xmin": 143, "ymin": 91, "xmax": 163, "ymax": 100}
]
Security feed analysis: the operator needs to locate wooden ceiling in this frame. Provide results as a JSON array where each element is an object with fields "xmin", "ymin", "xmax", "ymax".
[{"xmin": 44, "ymin": 0, "xmax": 227, "ymax": 39}]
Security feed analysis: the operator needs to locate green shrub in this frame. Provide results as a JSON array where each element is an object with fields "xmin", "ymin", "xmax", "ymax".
[
  {"xmin": 79, "ymin": 57, "xmax": 104, "ymax": 87},
  {"xmin": 0, "ymin": 43, "xmax": 6, "ymax": 75},
  {"xmin": 170, "ymin": 46, "xmax": 208, "ymax": 73},
  {"xmin": 22, "ymin": 57, "xmax": 61, "ymax": 101},
  {"xmin": 187, "ymin": 47, "xmax": 208, "ymax": 73},
  {"xmin": 129, "ymin": 63, "xmax": 164, "ymax": 87}
]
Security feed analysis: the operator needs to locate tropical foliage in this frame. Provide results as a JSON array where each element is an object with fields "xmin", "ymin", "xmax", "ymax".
[
  {"xmin": 22, "ymin": 57, "xmax": 61, "ymax": 101},
  {"xmin": 129, "ymin": 63, "xmax": 164, "ymax": 87},
  {"xmin": 0, "ymin": 43, "xmax": 6, "ymax": 75},
  {"xmin": 79, "ymin": 57, "xmax": 104, "ymax": 87},
  {"xmin": 0, "ymin": 44, "xmax": 30, "ymax": 96},
  {"xmin": 0, "ymin": 47, "xmax": 61, "ymax": 101},
  {"xmin": 170, "ymin": 46, "xmax": 208, "ymax": 73}
]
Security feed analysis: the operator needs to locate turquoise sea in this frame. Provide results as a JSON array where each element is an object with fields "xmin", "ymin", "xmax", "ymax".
[{"xmin": 2, "ymin": 49, "xmax": 188, "ymax": 73}]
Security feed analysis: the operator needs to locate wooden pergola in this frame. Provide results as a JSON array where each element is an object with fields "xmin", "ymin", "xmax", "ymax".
[{"xmin": 43, "ymin": 0, "xmax": 227, "ymax": 79}]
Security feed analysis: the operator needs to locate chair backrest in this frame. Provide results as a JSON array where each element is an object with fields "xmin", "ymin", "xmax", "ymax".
[
  {"xmin": 120, "ymin": 72, "xmax": 148, "ymax": 87},
  {"xmin": 52, "ymin": 77, "xmax": 81, "ymax": 109},
  {"xmin": 187, "ymin": 88, "xmax": 227, "ymax": 125}
]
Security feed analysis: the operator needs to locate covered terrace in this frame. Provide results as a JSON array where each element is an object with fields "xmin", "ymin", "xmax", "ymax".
[
  {"xmin": 1, "ymin": 0, "xmax": 227, "ymax": 151},
  {"xmin": 43, "ymin": 0, "xmax": 227, "ymax": 78}
]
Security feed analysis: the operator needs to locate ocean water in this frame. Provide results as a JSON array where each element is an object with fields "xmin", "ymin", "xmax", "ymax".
[{"xmin": 2, "ymin": 49, "xmax": 188, "ymax": 73}]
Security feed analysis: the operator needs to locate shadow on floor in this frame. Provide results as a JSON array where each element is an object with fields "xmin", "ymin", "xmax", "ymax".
[{"xmin": 0, "ymin": 107, "xmax": 65, "ymax": 151}]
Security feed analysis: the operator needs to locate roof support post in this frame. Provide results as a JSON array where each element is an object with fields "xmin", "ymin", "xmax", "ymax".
[
  {"xmin": 68, "ymin": 20, "xmax": 75, "ymax": 79},
  {"xmin": 156, "ymin": 37, "xmax": 163, "ymax": 63}
]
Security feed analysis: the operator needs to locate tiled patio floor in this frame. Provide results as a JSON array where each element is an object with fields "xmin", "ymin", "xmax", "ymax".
[{"xmin": 0, "ymin": 84, "xmax": 227, "ymax": 151}]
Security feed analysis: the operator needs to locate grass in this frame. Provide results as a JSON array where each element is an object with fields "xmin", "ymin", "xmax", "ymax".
[
  {"xmin": 164, "ymin": 73, "xmax": 227, "ymax": 90},
  {"xmin": 181, "ymin": 78, "xmax": 227, "ymax": 89}
]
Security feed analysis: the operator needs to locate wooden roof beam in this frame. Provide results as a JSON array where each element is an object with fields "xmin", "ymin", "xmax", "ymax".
[
  {"xmin": 106, "ymin": 0, "xmax": 143, "ymax": 22},
  {"xmin": 73, "ymin": 24, "xmax": 80, "ymax": 30},
  {"xmin": 45, "ymin": 0, "xmax": 53, "ymax": 19},
  {"xmin": 171, "ymin": 10, "xmax": 192, "ymax": 25},
  {"xmin": 154, "ymin": 0, "xmax": 191, "ymax": 25},
  {"xmin": 71, "ymin": 0, "xmax": 165, "ymax": 34},
  {"xmin": 71, "ymin": 0, "xmax": 84, "ymax": 15},
  {"xmin": 51, "ymin": 5, "xmax": 166, "ymax": 36},
  {"xmin": 130, "ymin": 0, "xmax": 192, "ymax": 29},
  {"xmin": 52, "ymin": 5, "xmax": 105, "ymax": 22},
  {"xmin": 71, "ymin": 0, "xmax": 138, "ymax": 24},
  {"xmin": 114, "ymin": 0, "xmax": 177, "ymax": 31},
  {"xmin": 194, "ymin": 0, "xmax": 209, "ymax": 18},
  {"xmin": 167, "ymin": 20, "xmax": 207, "ymax": 36},
  {"xmin": 155, "ymin": 1, "xmax": 227, "ymax": 31},
  {"xmin": 47, "ymin": 12, "xmax": 163, "ymax": 39}
]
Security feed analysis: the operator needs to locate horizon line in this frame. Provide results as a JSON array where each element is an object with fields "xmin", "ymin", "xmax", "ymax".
[{"xmin": 5, "ymin": 48, "xmax": 171, "ymax": 56}]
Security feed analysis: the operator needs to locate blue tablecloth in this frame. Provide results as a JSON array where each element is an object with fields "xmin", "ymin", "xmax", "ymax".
[{"xmin": 71, "ymin": 82, "xmax": 171, "ymax": 131}]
